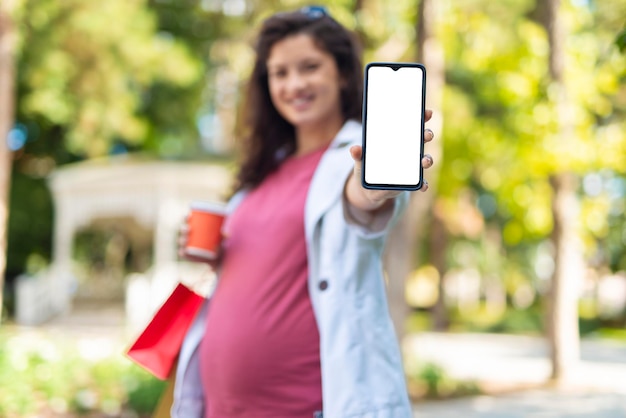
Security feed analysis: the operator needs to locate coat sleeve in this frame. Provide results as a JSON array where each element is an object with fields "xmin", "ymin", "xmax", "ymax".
[
  {"xmin": 171, "ymin": 299, "xmax": 209, "ymax": 418},
  {"xmin": 341, "ymin": 190, "xmax": 409, "ymax": 239}
]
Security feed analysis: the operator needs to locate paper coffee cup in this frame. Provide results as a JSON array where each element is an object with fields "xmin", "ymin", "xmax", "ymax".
[{"xmin": 185, "ymin": 201, "xmax": 227, "ymax": 260}]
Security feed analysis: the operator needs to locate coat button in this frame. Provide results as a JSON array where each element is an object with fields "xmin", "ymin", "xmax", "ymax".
[{"xmin": 318, "ymin": 280, "xmax": 329, "ymax": 291}]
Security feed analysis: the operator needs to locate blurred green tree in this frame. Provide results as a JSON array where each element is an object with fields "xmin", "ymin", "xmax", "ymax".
[
  {"xmin": 16, "ymin": 0, "xmax": 202, "ymax": 158},
  {"xmin": 3, "ymin": 0, "xmax": 625, "ymax": 335},
  {"xmin": 5, "ymin": 0, "xmax": 204, "ymax": 310},
  {"xmin": 617, "ymin": 28, "xmax": 626, "ymax": 53},
  {"xmin": 422, "ymin": 0, "xmax": 625, "ymax": 344}
]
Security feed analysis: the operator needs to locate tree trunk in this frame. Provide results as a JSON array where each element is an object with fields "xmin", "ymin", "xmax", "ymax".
[
  {"xmin": 384, "ymin": 0, "xmax": 445, "ymax": 340},
  {"xmin": 352, "ymin": 0, "xmax": 369, "ymax": 51},
  {"xmin": 429, "ymin": 211, "xmax": 448, "ymax": 330},
  {"xmin": 539, "ymin": 0, "xmax": 582, "ymax": 384},
  {"xmin": 548, "ymin": 173, "xmax": 582, "ymax": 381},
  {"xmin": 0, "ymin": 0, "xmax": 18, "ymax": 323}
]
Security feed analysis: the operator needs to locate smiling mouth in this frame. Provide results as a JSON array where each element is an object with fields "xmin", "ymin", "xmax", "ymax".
[{"xmin": 290, "ymin": 95, "xmax": 314, "ymax": 110}]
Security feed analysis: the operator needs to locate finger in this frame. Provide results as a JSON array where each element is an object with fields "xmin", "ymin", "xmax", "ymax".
[
  {"xmin": 349, "ymin": 145, "xmax": 363, "ymax": 161},
  {"xmin": 424, "ymin": 129, "xmax": 434, "ymax": 143},
  {"xmin": 178, "ymin": 237, "xmax": 188, "ymax": 255},
  {"xmin": 178, "ymin": 243, "xmax": 187, "ymax": 258},
  {"xmin": 178, "ymin": 225, "xmax": 189, "ymax": 244},
  {"xmin": 421, "ymin": 179, "xmax": 429, "ymax": 192},
  {"xmin": 422, "ymin": 154, "xmax": 434, "ymax": 169},
  {"xmin": 425, "ymin": 109, "xmax": 433, "ymax": 122}
]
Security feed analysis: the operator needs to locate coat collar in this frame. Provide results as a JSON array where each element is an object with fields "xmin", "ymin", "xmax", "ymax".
[
  {"xmin": 304, "ymin": 119, "xmax": 362, "ymax": 241},
  {"xmin": 327, "ymin": 119, "xmax": 362, "ymax": 150}
]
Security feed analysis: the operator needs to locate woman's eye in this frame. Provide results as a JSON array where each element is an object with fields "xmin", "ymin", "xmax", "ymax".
[
  {"xmin": 269, "ymin": 70, "xmax": 286, "ymax": 79},
  {"xmin": 302, "ymin": 62, "xmax": 320, "ymax": 72}
]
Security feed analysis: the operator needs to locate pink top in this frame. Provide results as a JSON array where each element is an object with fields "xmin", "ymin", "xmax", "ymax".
[{"xmin": 199, "ymin": 148, "xmax": 326, "ymax": 418}]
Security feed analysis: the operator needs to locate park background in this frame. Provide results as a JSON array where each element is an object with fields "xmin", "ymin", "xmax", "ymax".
[{"xmin": 0, "ymin": 0, "xmax": 625, "ymax": 416}]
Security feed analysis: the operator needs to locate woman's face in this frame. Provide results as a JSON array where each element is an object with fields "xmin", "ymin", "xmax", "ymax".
[{"xmin": 266, "ymin": 33, "xmax": 344, "ymax": 131}]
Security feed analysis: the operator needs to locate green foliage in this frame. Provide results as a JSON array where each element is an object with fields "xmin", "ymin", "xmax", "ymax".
[
  {"xmin": 143, "ymin": 0, "xmax": 229, "ymax": 157},
  {"xmin": 445, "ymin": 304, "xmax": 545, "ymax": 335},
  {"xmin": 617, "ymin": 29, "xmax": 626, "ymax": 53},
  {"xmin": 485, "ymin": 306, "xmax": 544, "ymax": 335},
  {"xmin": 427, "ymin": 0, "xmax": 626, "ymax": 317},
  {"xmin": 596, "ymin": 327, "xmax": 626, "ymax": 341},
  {"xmin": 418, "ymin": 362, "xmax": 448, "ymax": 398},
  {"xmin": 7, "ymin": 0, "xmax": 209, "ymax": 286},
  {"xmin": 16, "ymin": 0, "xmax": 202, "ymax": 158},
  {"xmin": 0, "ymin": 328, "xmax": 165, "ymax": 417},
  {"xmin": 126, "ymin": 372, "xmax": 168, "ymax": 414},
  {"xmin": 5, "ymin": 0, "xmax": 626, "ymax": 331},
  {"xmin": 406, "ymin": 360, "xmax": 481, "ymax": 401},
  {"xmin": 6, "ymin": 171, "xmax": 53, "ymax": 278}
]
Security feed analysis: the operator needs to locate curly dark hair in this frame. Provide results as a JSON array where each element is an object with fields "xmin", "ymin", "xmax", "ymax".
[{"xmin": 234, "ymin": 8, "xmax": 363, "ymax": 191}]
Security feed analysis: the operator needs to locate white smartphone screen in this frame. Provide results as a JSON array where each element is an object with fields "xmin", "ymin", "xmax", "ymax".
[{"xmin": 362, "ymin": 63, "xmax": 426, "ymax": 190}]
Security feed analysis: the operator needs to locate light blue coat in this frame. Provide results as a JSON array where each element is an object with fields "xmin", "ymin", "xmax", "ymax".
[{"xmin": 172, "ymin": 120, "xmax": 412, "ymax": 418}]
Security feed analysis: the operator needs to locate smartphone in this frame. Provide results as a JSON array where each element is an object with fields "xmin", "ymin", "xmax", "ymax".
[{"xmin": 361, "ymin": 62, "xmax": 427, "ymax": 191}]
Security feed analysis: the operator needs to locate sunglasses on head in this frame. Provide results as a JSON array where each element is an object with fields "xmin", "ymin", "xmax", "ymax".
[
  {"xmin": 271, "ymin": 5, "xmax": 337, "ymax": 26},
  {"xmin": 299, "ymin": 5, "xmax": 329, "ymax": 19}
]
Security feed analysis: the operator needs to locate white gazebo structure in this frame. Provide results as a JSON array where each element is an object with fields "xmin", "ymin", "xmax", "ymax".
[{"xmin": 15, "ymin": 156, "xmax": 232, "ymax": 326}]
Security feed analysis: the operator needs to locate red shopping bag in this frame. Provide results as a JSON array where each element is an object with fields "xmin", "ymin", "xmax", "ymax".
[{"xmin": 126, "ymin": 283, "xmax": 204, "ymax": 379}]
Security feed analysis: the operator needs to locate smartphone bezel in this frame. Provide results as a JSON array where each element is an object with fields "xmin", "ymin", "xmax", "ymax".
[{"xmin": 361, "ymin": 62, "xmax": 427, "ymax": 191}]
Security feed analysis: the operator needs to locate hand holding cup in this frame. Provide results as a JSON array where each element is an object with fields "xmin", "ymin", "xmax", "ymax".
[{"xmin": 178, "ymin": 201, "xmax": 226, "ymax": 267}]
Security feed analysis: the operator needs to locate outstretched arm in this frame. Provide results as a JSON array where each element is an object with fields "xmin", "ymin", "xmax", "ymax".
[{"xmin": 344, "ymin": 109, "xmax": 435, "ymax": 224}]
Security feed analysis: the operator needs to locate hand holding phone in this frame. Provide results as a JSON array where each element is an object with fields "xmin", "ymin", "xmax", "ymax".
[{"xmin": 362, "ymin": 62, "xmax": 427, "ymax": 191}]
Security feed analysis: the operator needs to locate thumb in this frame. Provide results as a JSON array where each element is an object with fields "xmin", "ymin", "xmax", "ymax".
[{"xmin": 349, "ymin": 145, "xmax": 363, "ymax": 181}]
